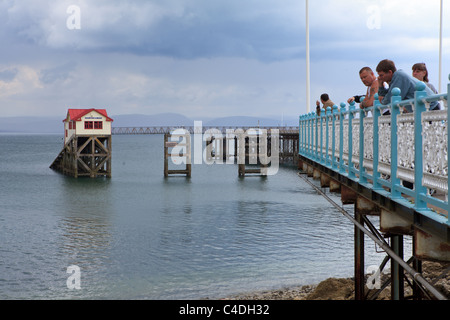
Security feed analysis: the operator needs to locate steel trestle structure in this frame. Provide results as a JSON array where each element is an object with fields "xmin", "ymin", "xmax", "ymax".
[
  {"xmin": 113, "ymin": 126, "xmax": 300, "ymax": 166},
  {"xmin": 112, "ymin": 126, "xmax": 299, "ymax": 135},
  {"xmin": 299, "ymin": 77, "xmax": 450, "ymax": 300}
]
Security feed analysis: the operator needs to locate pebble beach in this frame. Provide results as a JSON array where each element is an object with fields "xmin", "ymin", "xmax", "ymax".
[{"xmin": 217, "ymin": 261, "xmax": 450, "ymax": 300}]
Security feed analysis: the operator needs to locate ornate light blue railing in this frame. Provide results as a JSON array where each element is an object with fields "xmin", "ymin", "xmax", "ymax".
[{"xmin": 299, "ymin": 76, "xmax": 450, "ymax": 227}]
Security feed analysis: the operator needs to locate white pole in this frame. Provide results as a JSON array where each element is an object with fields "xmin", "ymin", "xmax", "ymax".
[
  {"xmin": 439, "ymin": 0, "xmax": 443, "ymax": 93},
  {"xmin": 306, "ymin": 0, "xmax": 311, "ymax": 113}
]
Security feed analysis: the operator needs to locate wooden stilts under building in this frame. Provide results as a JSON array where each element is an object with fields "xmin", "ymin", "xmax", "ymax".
[{"xmin": 50, "ymin": 109, "xmax": 113, "ymax": 178}]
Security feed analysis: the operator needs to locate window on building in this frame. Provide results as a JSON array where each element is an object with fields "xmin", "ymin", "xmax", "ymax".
[
  {"xmin": 94, "ymin": 121, "xmax": 103, "ymax": 129},
  {"xmin": 85, "ymin": 121, "xmax": 93, "ymax": 129}
]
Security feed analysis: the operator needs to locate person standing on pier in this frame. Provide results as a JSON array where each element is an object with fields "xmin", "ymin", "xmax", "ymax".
[
  {"xmin": 348, "ymin": 67, "xmax": 379, "ymax": 109},
  {"xmin": 412, "ymin": 62, "xmax": 438, "ymax": 94},
  {"xmin": 316, "ymin": 93, "xmax": 335, "ymax": 115},
  {"xmin": 376, "ymin": 59, "xmax": 439, "ymax": 112}
]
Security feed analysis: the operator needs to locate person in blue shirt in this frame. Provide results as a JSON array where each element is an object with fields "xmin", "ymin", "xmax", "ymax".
[{"xmin": 375, "ymin": 59, "xmax": 439, "ymax": 112}]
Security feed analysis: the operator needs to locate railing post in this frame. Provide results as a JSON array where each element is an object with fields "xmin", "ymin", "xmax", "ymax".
[
  {"xmin": 325, "ymin": 107, "xmax": 330, "ymax": 166},
  {"xmin": 359, "ymin": 102, "xmax": 367, "ymax": 184},
  {"xmin": 332, "ymin": 105, "xmax": 338, "ymax": 170},
  {"xmin": 320, "ymin": 112, "xmax": 324, "ymax": 164},
  {"xmin": 414, "ymin": 82, "xmax": 428, "ymax": 210},
  {"xmin": 448, "ymin": 74, "xmax": 450, "ymax": 225},
  {"xmin": 302, "ymin": 115, "xmax": 306, "ymax": 155},
  {"xmin": 311, "ymin": 113, "xmax": 315, "ymax": 159},
  {"xmin": 315, "ymin": 113, "xmax": 319, "ymax": 161},
  {"xmin": 339, "ymin": 103, "xmax": 346, "ymax": 174},
  {"xmin": 348, "ymin": 102, "xmax": 355, "ymax": 179},
  {"xmin": 307, "ymin": 113, "xmax": 311, "ymax": 157},
  {"xmin": 305, "ymin": 114, "xmax": 309, "ymax": 156},
  {"xmin": 373, "ymin": 95, "xmax": 382, "ymax": 190},
  {"xmin": 299, "ymin": 115, "xmax": 303, "ymax": 155},
  {"xmin": 304, "ymin": 116, "xmax": 308, "ymax": 157},
  {"xmin": 390, "ymin": 88, "xmax": 402, "ymax": 199},
  {"xmin": 310, "ymin": 112, "xmax": 314, "ymax": 158},
  {"xmin": 304, "ymin": 114, "xmax": 308, "ymax": 156}
]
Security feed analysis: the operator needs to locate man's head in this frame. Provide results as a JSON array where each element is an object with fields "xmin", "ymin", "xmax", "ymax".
[
  {"xmin": 376, "ymin": 59, "xmax": 396, "ymax": 83},
  {"xmin": 320, "ymin": 93, "xmax": 330, "ymax": 103},
  {"xmin": 359, "ymin": 67, "xmax": 376, "ymax": 86}
]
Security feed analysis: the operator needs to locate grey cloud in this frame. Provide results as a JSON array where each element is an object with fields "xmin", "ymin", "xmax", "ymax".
[
  {"xmin": 2, "ymin": 0, "xmax": 447, "ymax": 64},
  {"xmin": 0, "ymin": 68, "xmax": 19, "ymax": 82},
  {"xmin": 39, "ymin": 61, "xmax": 77, "ymax": 84},
  {"xmin": 3, "ymin": 0, "xmax": 305, "ymax": 62}
]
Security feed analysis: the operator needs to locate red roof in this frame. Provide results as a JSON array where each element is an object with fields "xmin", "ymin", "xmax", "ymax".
[{"xmin": 64, "ymin": 109, "xmax": 113, "ymax": 122}]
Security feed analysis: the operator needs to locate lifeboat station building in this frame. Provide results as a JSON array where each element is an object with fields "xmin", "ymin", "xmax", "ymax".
[
  {"xmin": 63, "ymin": 109, "xmax": 113, "ymax": 144},
  {"xmin": 51, "ymin": 108, "xmax": 113, "ymax": 178}
]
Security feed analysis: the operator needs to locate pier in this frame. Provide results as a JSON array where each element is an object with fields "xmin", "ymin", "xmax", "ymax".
[
  {"xmin": 162, "ymin": 128, "xmax": 281, "ymax": 177},
  {"xmin": 112, "ymin": 125, "xmax": 298, "ymax": 135},
  {"xmin": 113, "ymin": 125, "xmax": 299, "ymax": 167},
  {"xmin": 299, "ymin": 78, "xmax": 450, "ymax": 300}
]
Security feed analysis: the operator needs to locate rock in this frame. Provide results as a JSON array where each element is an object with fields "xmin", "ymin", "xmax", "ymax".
[{"xmin": 303, "ymin": 278, "xmax": 355, "ymax": 300}]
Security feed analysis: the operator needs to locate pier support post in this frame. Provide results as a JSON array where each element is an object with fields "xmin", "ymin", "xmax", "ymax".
[
  {"xmin": 412, "ymin": 236, "xmax": 423, "ymax": 300},
  {"xmin": 164, "ymin": 132, "xmax": 191, "ymax": 178},
  {"xmin": 237, "ymin": 130, "xmax": 273, "ymax": 177},
  {"xmin": 390, "ymin": 235, "xmax": 404, "ymax": 300},
  {"xmin": 354, "ymin": 207, "xmax": 365, "ymax": 300}
]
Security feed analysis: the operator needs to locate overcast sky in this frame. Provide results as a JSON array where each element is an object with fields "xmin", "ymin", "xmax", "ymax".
[{"xmin": 0, "ymin": 0, "xmax": 449, "ymax": 121}]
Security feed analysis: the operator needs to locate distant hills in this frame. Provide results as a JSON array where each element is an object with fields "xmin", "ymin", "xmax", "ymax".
[
  {"xmin": 202, "ymin": 116, "xmax": 296, "ymax": 127},
  {"xmin": 0, "ymin": 116, "xmax": 63, "ymax": 134},
  {"xmin": 0, "ymin": 113, "xmax": 299, "ymax": 134},
  {"xmin": 112, "ymin": 113, "xmax": 194, "ymax": 127}
]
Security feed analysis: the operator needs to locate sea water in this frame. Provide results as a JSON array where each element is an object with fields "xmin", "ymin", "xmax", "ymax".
[{"xmin": 0, "ymin": 133, "xmax": 401, "ymax": 299}]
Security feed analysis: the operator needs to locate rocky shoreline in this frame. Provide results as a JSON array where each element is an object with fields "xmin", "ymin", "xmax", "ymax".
[{"xmin": 220, "ymin": 261, "xmax": 450, "ymax": 300}]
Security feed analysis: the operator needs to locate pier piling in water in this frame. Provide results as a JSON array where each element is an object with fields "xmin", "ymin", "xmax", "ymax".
[
  {"xmin": 164, "ymin": 132, "xmax": 191, "ymax": 177},
  {"xmin": 238, "ymin": 132, "xmax": 268, "ymax": 177}
]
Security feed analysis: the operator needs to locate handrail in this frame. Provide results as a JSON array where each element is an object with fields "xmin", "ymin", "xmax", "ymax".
[{"xmin": 299, "ymin": 76, "xmax": 450, "ymax": 227}]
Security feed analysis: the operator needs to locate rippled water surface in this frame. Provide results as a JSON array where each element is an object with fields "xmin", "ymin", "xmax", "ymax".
[{"xmin": 0, "ymin": 134, "xmax": 391, "ymax": 299}]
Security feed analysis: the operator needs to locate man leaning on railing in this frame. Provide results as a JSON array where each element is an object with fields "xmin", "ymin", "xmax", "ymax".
[
  {"xmin": 375, "ymin": 59, "xmax": 439, "ymax": 113},
  {"xmin": 347, "ymin": 67, "xmax": 379, "ymax": 110}
]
